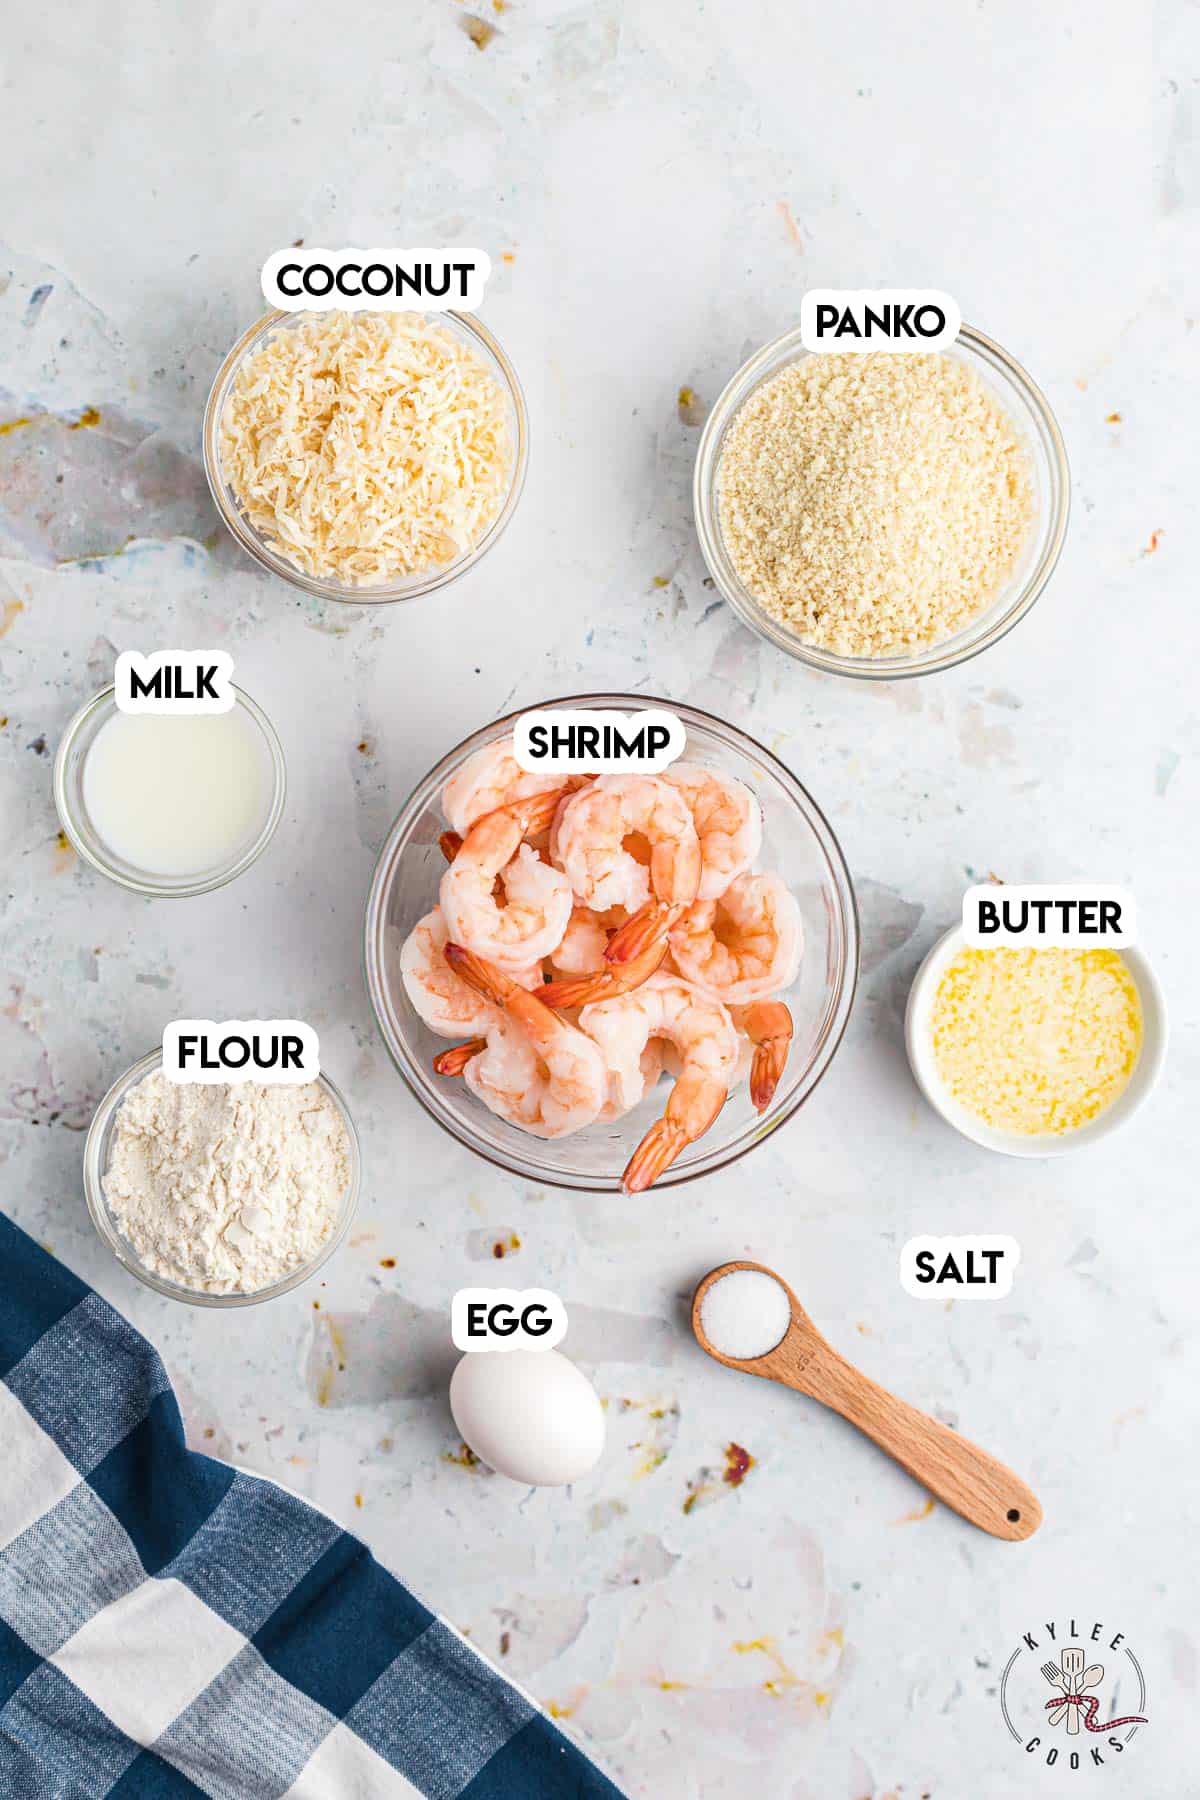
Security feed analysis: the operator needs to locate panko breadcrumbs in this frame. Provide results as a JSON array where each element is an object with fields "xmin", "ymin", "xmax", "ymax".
[
  {"xmin": 219, "ymin": 311, "xmax": 511, "ymax": 587},
  {"xmin": 716, "ymin": 352, "xmax": 1034, "ymax": 656}
]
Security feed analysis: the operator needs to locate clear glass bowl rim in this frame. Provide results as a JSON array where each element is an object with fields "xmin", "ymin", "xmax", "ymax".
[
  {"xmin": 202, "ymin": 307, "xmax": 530, "ymax": 605},
  {"xmin": 363, "ymin": 690, "xmax": 860, "ymax": 1192},
  {"xmin": 53, "ymin": 682, "xmax": 288, "ymax": 898},
  {"xmin": 82, "ymin": 1048, "xmax": 362, "ymax": 1306},
  {"xmin": 693, "ymin": 321, "xmax": 1071, "ymax": 680}
]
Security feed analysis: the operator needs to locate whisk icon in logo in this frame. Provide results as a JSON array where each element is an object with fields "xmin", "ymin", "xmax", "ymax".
[{"xmin": 999, "ymin": 1619, "xmax": 1149, "ymax": 1771}]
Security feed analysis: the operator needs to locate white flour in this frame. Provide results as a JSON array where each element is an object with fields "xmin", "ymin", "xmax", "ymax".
[{"xmin": 103, "ymin": 1071, "xmax": 350, "ymax": 1295}]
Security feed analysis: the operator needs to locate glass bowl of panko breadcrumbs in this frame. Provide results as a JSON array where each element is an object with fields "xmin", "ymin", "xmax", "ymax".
[
  {"xmin": 694, "ymin": 322, "xmax": 1069, "ymax": 679},
  {"xmin": 204, "ymin": 309, "xmax": 528, "ymax": 603}
]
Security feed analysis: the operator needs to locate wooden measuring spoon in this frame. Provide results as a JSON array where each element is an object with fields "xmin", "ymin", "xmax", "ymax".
[{"xmin": 691, "ymin": 1260, "xmax": 1042, "ymax": 1542}]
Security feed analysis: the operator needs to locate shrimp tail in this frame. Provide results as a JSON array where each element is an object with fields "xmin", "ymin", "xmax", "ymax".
[
  {"xmin": 732, "ymin": 1000, "xmax": 793, "ymax": 1112},
  {"xmin": 433, "ymin": 1036, "xmax": 487, "ymax": 1076},
  {"xmin": 604, "ymin": 898, "xmax": 677, "ymax": 966},
  {"xmin": 538, "ymin": 971, "xmax": 604, "ymax": 1009},
  {"xmin": 443, "ymin": 942, "xmax": 521, "ymax": 1007},
  {"xmin": 445, "ymin": 943, "xmax": 569, "ymax": 1056},
  {"xmin": 622, "ymin": 1118, "xmax": 690, "ymax": 1193},
  {"xmin": 510, "ymin": 785, "xmax": 571, "ymax": 838},
  {"xmin": 542, "ymin": 937, "xmax": 667, "ymax": 1009},
  {"xmin": 749, "ymin": 1038, "xmax": 789, "ymax": 1111},
  {"xmin": 450, "ymin": 785, "xmax": 567, "ymax": 871},
  {"xmin": 622, "ymin": 1071, "xmax": 727, "ymax": 1194}
]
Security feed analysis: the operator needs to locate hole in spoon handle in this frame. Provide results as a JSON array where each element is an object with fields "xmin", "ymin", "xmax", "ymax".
[{"xmin": 811, "ymin": 1353, "xmax": 1043, "ymax": 1541}]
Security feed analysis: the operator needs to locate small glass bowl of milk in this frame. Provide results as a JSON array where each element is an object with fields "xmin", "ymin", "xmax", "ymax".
[{"xmin": 54, "ymin": 684, "xmax": 286, "ymax": 897}]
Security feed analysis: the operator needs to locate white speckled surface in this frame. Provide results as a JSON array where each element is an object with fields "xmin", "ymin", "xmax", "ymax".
[{"xmin": 2, "ymin": 3, "xmax": 1197, "ymax": 1794}]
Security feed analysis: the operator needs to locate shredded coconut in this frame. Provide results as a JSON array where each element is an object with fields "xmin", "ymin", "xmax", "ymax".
[
  {"xmin": 716, "ymin": 351, "xmax": 1034, "ymax": 656},
  {"xmin": 219, "ymin": 310, "xmax": 511, "ymax": 587},
  {"xmin": 103, "ymin": 1072, "xmax": 350, "ymax": 1294}
]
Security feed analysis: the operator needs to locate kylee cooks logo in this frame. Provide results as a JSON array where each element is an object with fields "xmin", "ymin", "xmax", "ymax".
[{"xmin": 1000, "ymin": 1618, "xmax": 1149, "ymax": 1771}]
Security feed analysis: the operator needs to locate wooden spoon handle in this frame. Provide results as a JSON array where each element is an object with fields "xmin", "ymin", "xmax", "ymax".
[{"xmin": 806, "ymin": 1348, "xmax": 1042, "ymax": 1541}]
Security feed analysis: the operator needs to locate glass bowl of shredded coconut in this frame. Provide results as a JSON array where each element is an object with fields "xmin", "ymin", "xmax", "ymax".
[
  {"xmin": 83, "ymin": 1051, "xmax": 361, "ymax": 1305},
  {"xmin": 204, "ymin": 308, "xmax": 527, "ymax": 602},
  {"xmin": 694, "ymin": 323, "xmax": 1069, "ymax": 679}
]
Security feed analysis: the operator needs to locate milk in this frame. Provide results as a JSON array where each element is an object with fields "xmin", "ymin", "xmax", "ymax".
[{"xmin": 81, "ymin": 708, "xmax": 272, "ymax": 878}]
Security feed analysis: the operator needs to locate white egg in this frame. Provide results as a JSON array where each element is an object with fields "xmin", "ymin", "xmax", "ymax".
[{"xmin": 449, "ymin": 1348, "xmax": 605, "ymax": 1487}]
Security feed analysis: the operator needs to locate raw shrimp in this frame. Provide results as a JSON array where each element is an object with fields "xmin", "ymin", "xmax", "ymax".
[
  {"xmin": 430, "ymin": 888, "xmax": 631, "ymax": 1059},
  {"xmin": 580, "ymin": 974, "xmax": 739, "ymax": 1192},
  {"xmin": 438, "ymin": 1016, "xmax": 664, "ymax": 1124},
  {"xmin": 546, "ymin": 787, "xmax": 579, "ymax": 871},
  {"xmin": 445, "ymin": 945, "xmax": 607, "ymax": 1137},
  {"xmin": 600, "ymin": 1039, "xmax": 664, "ymax": 1122},
  {"xmin": 545, "ymin": 898, "xmax": 636, "ymax": 976},
  {"xmin": 555, "ymin": 773, "xmax": 701, "ymax": 932},
  {"xmin": 665, "ymin": 1011, "xmax": 788, "ymax": 1110},
  {"xmin": 433, "ymin": 1019, "xmax": 661, "ymax": 1123},
  {"xmin": 545, "ymin": 765, "xmax": 750, "ymax": 903},
  {"xmin": 658, "ymin": 1034, "xmax": 754, "ymax": 1088},
  {"xmin": 442, "ymin": 735, "xmax": 583, "ymax": 836},
  {"xmin": 548, "ymin": 904, "xmax": 611, "ymax": 977},
  {"xmin": 602, "ymin": 765, "xmax": 762, "ymax": 966},
  {"xmin": 433, "ymin": 1036, "xmax": 487, "ymax": 1075},
  {"xmin": 668, "ymin": 871, "xmax": 802, "ymax": 1004},
  {"xmin": 541, "ymin": 935, "xmax": 666, "ymax": 1009},
  {"xmin": 457, "ymin": 1016, "xmax": 544, "ymax": 1125},
  {"xmin": 400, "ymin": 909, "xmax": 540, "ymax": 1038},
  {"xmin": 729, "ymin": 1000, "xmax": 794, "ymax": 1112},
  {"xmin": 440, "ymin": 789, "xmax": 572, "ymax": 972},
  {"xmin": 662, "ymin": 762, "xmax": 763, "ymax": 901}
]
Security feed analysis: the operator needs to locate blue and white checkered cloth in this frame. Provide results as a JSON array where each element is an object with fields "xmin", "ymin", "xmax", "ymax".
[{"xmin": 0, "ymin": 1213, "xmax": 625, "ymax": 1798}]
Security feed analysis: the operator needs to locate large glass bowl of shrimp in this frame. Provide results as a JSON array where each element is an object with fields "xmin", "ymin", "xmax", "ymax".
[{"xmin": 364, "ymin": 695, "xmax": 859, "ymax": 1193}]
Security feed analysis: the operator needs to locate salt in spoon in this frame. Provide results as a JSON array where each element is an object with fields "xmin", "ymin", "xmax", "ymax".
[{"xmin": 691, "ymin": 1259, "xmax": 1042, "ymax": 1542}]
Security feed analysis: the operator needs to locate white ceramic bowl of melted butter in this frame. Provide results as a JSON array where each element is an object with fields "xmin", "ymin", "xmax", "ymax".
[{"xmin": 905, "ymin": 925, "xmax": 1168, "ymax": 1157}]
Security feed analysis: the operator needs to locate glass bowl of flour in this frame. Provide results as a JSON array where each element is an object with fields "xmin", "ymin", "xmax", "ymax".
[{"xmin": 83, "ymin": 1050, "xmax": 361, "ymax": 1306}]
